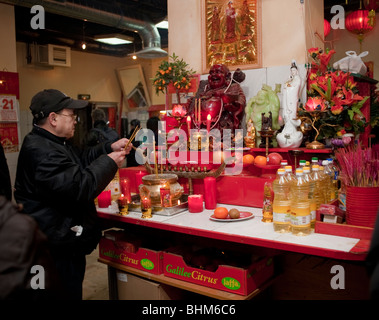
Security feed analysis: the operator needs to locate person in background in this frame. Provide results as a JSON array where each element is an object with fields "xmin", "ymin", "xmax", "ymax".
[
  {"xmin": 0, "ymin": 143, "xmax": 12, "ymax": 201},
  {"xmin": 86, "ymin": 108, "xmax": 119, "ymax": 146},
  {"xmin": 147, "ymin": 116, "xmax": 160, "ymax": 144},
  {"xmin": 14, "ymin": 89, "xmax": 132, "ymax": 300},
  {"xmin": 126, "ymin": 119, "xmax": 141, "ymax": 167}
]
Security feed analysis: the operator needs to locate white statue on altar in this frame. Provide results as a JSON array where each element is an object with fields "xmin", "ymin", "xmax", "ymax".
[{"xmin": 277, "ymin": 60, "xmax": 303, "ymax": 148}]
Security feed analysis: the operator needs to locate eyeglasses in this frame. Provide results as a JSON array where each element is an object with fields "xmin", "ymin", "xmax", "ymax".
[{"xmin": 57, "ymin": 113, "xmax": 78, "ymax": 121}]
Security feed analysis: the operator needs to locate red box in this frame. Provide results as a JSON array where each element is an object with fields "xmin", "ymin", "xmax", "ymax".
[
  {"xmin": 99, "ymin": 237, "xmax": 164, "ymax": 275},
  {"xmin": 162, "ymin": 249, "xmax": 274, "ymax": 296}
]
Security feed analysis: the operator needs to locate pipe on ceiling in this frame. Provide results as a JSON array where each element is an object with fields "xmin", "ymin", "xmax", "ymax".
[{"xmin": 3, "ymin": 0, "xmax": 167, "ymax": 58}]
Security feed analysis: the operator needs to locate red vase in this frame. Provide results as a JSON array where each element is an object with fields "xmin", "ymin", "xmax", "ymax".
[{"xmin": 346, "ymin": 186, "xmax": 379, "ymax": 228}]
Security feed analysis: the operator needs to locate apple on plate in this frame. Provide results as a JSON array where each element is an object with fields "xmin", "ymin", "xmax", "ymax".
[{"xmin": 267, "ymin": 152, "xmax": 283, "ymax": 165}]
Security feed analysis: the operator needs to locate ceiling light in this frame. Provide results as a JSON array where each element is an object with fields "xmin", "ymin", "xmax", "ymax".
[
  {"xmin": 94, "ymin": 34, "xmax": 134, "ymax": 45},
  {"xmin": 155, "ymin": 19, "xmax": 169, "ymax": 29}
]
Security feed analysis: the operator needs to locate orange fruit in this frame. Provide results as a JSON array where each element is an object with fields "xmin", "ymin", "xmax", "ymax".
[
  {"xmin": 213, "ymin": 207, "xmax": 229, "ymax": 219},
  {"xmin": 243, "ymin": 154, "xmax": 255, "ymax": 165},
  {"xmin": 254, "ymin": 155, "xmax": 267, "ymax": 166}
]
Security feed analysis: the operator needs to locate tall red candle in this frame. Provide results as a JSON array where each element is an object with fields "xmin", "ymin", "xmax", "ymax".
[
  {"xmin": 120, "ymin": 177, "xmax": 132, "ymax": 202},
  {"xmin": 98, "ymin": 190, "xmax": 111, "ymax": 208},
  {"xmin": 188, "ymin": 194, "xmax": 204, "ymax": 213},
  {"xmin": 204, "ymin": 177, "xmax": 217, "ymax": 209},
  {"xmin": 206, "ymin": 114, "xmax": 211, "ymax": 132},
  {"xmin": 135, "ymin": 171, "xmax": 147, "ymax": 193},
  {"xmin": 186, "ymin": 115, "xmax": 191, "ymax": 137}
]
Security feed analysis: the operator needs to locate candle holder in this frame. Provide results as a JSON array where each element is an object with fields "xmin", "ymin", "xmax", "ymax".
[
  {"xmin": 258, "ymin": 129, "xmax": 276, "ymax": 159},
  {"xmin": 117, "ymin": 199, "xmax": 129, "ymax": 216},
  {"xmin": 139, "ymin": 185, "xmax": 152, "ymax": 219}
]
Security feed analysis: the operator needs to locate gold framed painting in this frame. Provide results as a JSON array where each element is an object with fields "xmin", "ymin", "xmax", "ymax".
[{"xmin": 201, "ymin": 0, "xmax": 261, "ymax": 73}]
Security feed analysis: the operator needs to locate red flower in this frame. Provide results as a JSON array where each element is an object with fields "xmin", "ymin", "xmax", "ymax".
[
  {"xmin": 171, "ymin": 104, "xmax": 187, "ymax": 117},
  {"xmin": 305, "ymin": 97, "xmax": 326, "ymax": 112}
]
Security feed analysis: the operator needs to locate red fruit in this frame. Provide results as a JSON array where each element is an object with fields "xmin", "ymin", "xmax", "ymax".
[{"xmin": 267, "ymin": 152, "xmax": 283, "ymax": 165}]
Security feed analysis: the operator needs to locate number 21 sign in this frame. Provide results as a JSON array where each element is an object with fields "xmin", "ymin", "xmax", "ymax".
[{"xmin": 0, "ymin": 95, "xmax": 18, "ymax": 121}]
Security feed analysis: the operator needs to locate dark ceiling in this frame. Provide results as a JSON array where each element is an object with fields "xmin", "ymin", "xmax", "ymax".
[
  {"xmin": 12, "ymin": 0, "xmax": 168, "ymax": 58},
  {"xmin": 5, "ymin": 0, "xmax": 372, "ymax": 58}
]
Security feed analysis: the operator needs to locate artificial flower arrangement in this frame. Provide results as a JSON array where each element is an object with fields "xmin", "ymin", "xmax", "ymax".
[
  {"xmin": 152, "ymin": 53, "xmax": 195, "ymax": 104},
  {"xmin": 299, "ymin": 48, "xmax": 369, "ymax": 141}
]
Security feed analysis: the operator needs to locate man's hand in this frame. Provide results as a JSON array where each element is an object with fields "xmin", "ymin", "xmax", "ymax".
[
  {"xmin": 111, "ymin": 138, "xmax": 132, "ymax": 154},
  {"xmin": 107, "ymin": 150, "xmax": 127, "ymax": 168}
]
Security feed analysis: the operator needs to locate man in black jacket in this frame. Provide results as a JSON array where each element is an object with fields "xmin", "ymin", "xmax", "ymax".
[
  {"xmin": 0, "ymin": 143, "xmax": 12, "ymax": 201},
  {"xmin": 14, "ymin": 89, "xmax": 131, "ymax": 300}
]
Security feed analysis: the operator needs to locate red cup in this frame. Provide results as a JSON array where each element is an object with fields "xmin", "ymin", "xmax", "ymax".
[{"xmin": 188, "ymin": 194, "xmax": 204, "ymax": 213}]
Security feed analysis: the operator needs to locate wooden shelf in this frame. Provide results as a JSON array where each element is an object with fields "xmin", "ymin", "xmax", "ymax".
[{"xmin": 98, "ymin": 258, "xmax": 274, "ymax": 301}]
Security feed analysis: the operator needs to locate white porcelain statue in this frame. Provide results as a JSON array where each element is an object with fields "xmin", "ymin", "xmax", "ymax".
[{"xmin": 277, "ymin": 60, "xmax": 303, "ymax": 148}]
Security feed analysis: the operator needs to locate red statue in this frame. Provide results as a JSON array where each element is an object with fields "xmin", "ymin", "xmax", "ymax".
[{"xmin": 187, "ymin": 64, "xmax": 246, "ymax": 133}]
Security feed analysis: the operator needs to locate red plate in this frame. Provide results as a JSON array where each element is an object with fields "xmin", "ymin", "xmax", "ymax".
[{"xmin": 210, "ymin": 211, "xmax": 254, "ymax": 222}]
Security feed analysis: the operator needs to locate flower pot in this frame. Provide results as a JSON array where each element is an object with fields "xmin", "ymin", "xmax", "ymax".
[{"xmin": 346, "ymin": 186, "xmax": 379, "ymax": 228}]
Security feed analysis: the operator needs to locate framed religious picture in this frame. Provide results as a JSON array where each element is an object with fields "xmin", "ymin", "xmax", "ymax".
[{"xmin": 201, "ymin": 0, "xmax": 262, "ymax": 73}]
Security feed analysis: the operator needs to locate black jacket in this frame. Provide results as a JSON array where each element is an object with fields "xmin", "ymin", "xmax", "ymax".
[
  {"xmin": 0, "ymin": 196, "xmax": 63, "ymax": 300},
  {"xmin": 14, "ymin": 126, "xmax": 118, "ymax": 256}
]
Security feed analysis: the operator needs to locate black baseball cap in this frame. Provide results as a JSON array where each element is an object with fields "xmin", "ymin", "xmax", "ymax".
[{"xmin": 30, "ymin": 89, "xmax": 88, "ymax": 121}]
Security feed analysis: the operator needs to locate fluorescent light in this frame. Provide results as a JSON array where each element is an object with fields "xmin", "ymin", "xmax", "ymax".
[
  {"xmin": 155, "ymin": 20, "xmax": 168, "ymax": 29},
  {"xmin": 94, "ymin": 34, "xmax": 133, "ymax": 45}
]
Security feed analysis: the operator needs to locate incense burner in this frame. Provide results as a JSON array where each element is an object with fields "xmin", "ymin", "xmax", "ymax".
[{"xmin": 141, "ymin": 174, "xmax": 183, "ymax": 206}]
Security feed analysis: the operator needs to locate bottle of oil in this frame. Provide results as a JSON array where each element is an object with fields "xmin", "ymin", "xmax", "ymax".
[
  {"xmin": 273, "ymin": 169, "xmax": 291, "ymax": 233},
  {"xmin": 290, "ymin": 168, "xmax": 311, "ymax": 236},
  {"xmin": 319, "ymin": 165, "xmax": 332, "ymax": 203},
  {"xmin": 311, "ymin": 165, "xmax": 326, "ymax": 206},
  {"xmin": 303, "ymin": 166, "xmax": 316, "ymax": 228},
  {"xmin": 284, "ymin": 165, "xmax": 295, "ymax": 182},
  {"xmin": 311, "ymin": 157, "xmax": 318, "ymax": 171},
  {"xmin": 327, "ymin": 158, "xmax": 339, "ymax": 200},
  {"xmin": 299, "ymin": 159, "xmax": 306, "ymax": 169},
  {"xmin": 280, "ymin": 159, "xmax": 288, "ymax": 169},
  {"xmin": 322, "ymin": 160, "xmax": 335, "ymax": 201}
]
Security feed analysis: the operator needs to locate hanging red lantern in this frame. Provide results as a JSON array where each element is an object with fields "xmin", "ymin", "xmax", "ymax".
[
  {"xmin": 345, "ymin": 9, "xmax": 374, "ymax": 47},
  {"xmin": 363, "ymin": 0, "xmax": 379, "ymax": 26},
  {"xmin": 324, "ymin": 19, "xmax": 331, "ymax": 37}
]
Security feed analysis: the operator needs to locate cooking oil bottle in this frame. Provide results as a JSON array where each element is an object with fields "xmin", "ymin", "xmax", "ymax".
[
  {"xmin": 311, "ymin": 157, "xmax": 318, "ymax": 171},
  {"xmin": 273, "ymin": 169, "xmax": 291, "ymax": 233},
  {"xmin": 328, "ymin": 158, "xmax": 339, "ymax": 200},
  {"xmin": 299, "ymin": 159, "xmax": 306, "ymax": 169},
  {"xmin": 319, "ymin": 165, "xmax": 332, "ymax": 203},
  {"xmin": 284, "ymin": 165, "xmax": 295, "ymax": 182},
  {"xmin": 290, "ymin": 168, "xmax": 311, "ymax": 236},
  {"xmin": 280, "ymin": 159, "xmax": 288, "ymax": 169},
  {"xmin": 322, "ymin": 160, "xmax": 335, "ymax": 201},
  {"xmin": 303, "ymin": 166, "xmax": 317, "ymax": 228},
  {"xmin": 311, "ymin": 165, "xmax": 326, "ymax": 207}
]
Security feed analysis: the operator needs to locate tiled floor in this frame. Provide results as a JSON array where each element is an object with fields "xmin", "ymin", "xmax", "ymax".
[{"xmin": 83, "ymin": 246, "xmax": 109, "ymax": 300}]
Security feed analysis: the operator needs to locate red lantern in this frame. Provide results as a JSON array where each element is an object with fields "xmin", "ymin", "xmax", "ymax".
[
  {"xmin": 363, "ymin": 0, "xmax": 379, "ymax": 26},
  {"xmin": 345, "ymin": 9, "xmax": 374, "ymax": 48},
  {"xmin": 324, "ymin": 19, "xmax": 331, "ymax": 37}
]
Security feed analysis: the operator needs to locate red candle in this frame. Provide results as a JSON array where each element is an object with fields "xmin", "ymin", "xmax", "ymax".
[
  {"xmin": 98, "ymin": 190, "xmax": 111, "ymax": 208},
  {"xmin": 207, "ymin": 114, "xmax": 211, "ymax": 132},
  {"xmin": 186, "ymin": 115, "xmax": 191, "ymax": 137},
  {"xmin": 188, "ymin": 194, "xmax": 204, "ymax": 213},
  {"xmin": 135, "ymin": 171, "xmax": 147, "ymax": 193},
  {"xmin": 120, "ymin": 177, "xmax": 131, "ymax": 203},
  {"xmin": 204, "ymin": 177, "xmax": 217, "ymax": 210},
  {"xmin": 118, "ymin": 193, "xmax": 128, "ymax": 206}
]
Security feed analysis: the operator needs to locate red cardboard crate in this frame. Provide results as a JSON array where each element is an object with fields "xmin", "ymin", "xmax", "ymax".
[
  {"xmin": 99, "ymin": 237, "xmax": 164, "ymax": 275},
  {"xmin": 162, "ymin": 250, "xmax": 274, "ymax": 296}
]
